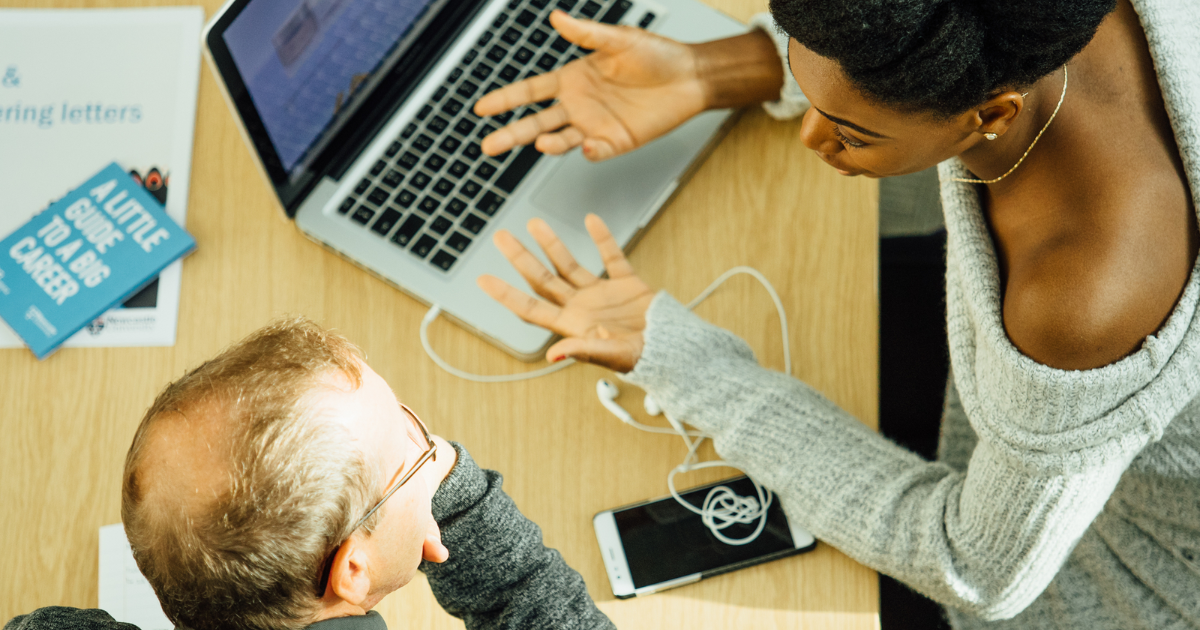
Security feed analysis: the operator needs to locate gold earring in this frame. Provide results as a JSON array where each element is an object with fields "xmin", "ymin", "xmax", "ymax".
[{"xmin": 985, "ymin": 133, "xmax": 998, "ymax": 140}]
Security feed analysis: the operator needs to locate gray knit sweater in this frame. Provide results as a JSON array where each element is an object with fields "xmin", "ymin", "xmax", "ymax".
[{"xmin": 624, "ymin": 1, "xmax": 1200, "ymax": 627}]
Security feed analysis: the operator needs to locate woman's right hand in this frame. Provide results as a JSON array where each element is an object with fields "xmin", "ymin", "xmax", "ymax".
[
  {"xmin": 473, "ymin": 11, "xmax": 708, "ymax": 162},
  {"xmin": 477, "ymin": 214, "xmax": 655, "ymax": 372}
]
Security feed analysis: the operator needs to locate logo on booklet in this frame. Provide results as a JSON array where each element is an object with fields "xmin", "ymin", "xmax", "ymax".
[
  {"xmin": 24, "ymin": 305, "xmax": 56, "ymax": 336},
  {"xmin": 85, "ymin": 317, "xmax": 106, "ymax": 335}
]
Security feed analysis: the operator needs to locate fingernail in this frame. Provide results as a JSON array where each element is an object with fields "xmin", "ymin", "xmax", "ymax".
[{"xmin": 551, "ymin": 355, "xmax": 566, "ymax": 363}]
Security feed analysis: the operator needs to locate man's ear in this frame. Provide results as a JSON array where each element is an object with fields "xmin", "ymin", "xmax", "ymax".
[
  {"xmin": 973, "ymin": 91, "xmax": 1025, "ymax": 139},
  {"xmin": 326, "ymin": 536, "xmax": 373, "ymax": 606},
  {"xmin": 422, "ymin": 519, "xmax": 449, "ymax": 564}
]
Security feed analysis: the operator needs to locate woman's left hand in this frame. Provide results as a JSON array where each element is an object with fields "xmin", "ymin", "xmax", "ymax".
[{"xmin": 477, "ymin": 214, "xmax": 654, "ymax": 373}]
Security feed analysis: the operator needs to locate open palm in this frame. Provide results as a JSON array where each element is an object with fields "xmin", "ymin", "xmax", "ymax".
[
  {"xmin": 473, "ymin": 11, "xmax": 706, "ymax": 162},
  {"xmin": 476, "ymin": 214, "xmax": 654, "ymax": 372}
]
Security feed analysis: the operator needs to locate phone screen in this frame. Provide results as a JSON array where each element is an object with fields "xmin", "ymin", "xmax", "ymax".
[{"xmin": 613, "ymin": 476, "xmax": 798, "ymax": 588}]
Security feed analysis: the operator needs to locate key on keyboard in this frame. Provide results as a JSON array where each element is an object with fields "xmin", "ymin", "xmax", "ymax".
[
  {"xmin": 337, "ymin": 0, "xmax": 627, "ymax": 273},
  {"xmin": 431, "ymin": 250, "xmax": 458, "ymax": 271},
  {"xmin": 392, "ymin": 215, "xmax": 424, "ymax": 246},
  {"xmin": 410, "ymin": 172, "xmax": 431, "ymax": 189},
  {"xmin": 430, "ymin": 216, "xmax": 453, "ymax": 235},
  {"xmin": 495, "ymin": 145, "xmax": 542, "ymax": 193},
  {"xmin": 372, "ymin": 208, "xmax": 402, "ymax": 235},
  {"xmin": 351, "ymin": 205, "xmax": 376, "ymax": 224},
  {"xmin": 418, "ymin": 197, "xmax": 440, "ymax": 214},
  {"xmin": 412, "ymin": 235, "xmax": 437, "ymax": 258},
  {"xmin": 457, "ymin": 81, "xmax": 479, "ymax": 99},
  {"xmin": 425, "ymin": 154, "xmax": 446, "ymax": 171}
]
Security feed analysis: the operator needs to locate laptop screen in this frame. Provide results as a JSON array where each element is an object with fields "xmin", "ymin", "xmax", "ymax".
[{"xmin": 222, "ymin": 0, "xmax": 443, "ymax": 178}]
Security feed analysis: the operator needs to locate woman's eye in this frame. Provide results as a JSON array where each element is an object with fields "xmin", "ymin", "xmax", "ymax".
[{"xmin": 833, "ymin": 125, "xmax": 866, "ymax": 149}]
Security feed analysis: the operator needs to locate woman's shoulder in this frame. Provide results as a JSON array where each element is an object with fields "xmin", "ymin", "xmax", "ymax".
[
  {"xmin": 1001, "ymin": 180, "xmax": 1197, "ymax": 370},
  {"xmin": 993, "ymin": 0, "xmax": 1199, "ymax": 371}
]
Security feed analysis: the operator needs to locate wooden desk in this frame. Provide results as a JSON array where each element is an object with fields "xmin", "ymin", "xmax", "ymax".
[{"xmin": 0, "ymin": 0, "xmax": 879, "ymax": 627}]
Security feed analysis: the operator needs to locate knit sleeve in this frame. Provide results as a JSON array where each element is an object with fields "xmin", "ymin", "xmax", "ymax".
[
  {"xmin": 621, "ymin": 292, "xmax": 1144, "ymax": 620},
  {"xmin": 747, "ymin": 13, "xmax": 809, "ymax": 120},
  {"xmin": 420, "ymin": 443, "xmax": 614, "ymax": 630},
  {"xmin": 936, "ymin": 373, "xmax": 977, "ymax": 472}
]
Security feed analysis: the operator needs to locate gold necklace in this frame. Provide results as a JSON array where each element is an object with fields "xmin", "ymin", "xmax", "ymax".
[{"xmin": 951, "ymin": 66, "xmax": 1068, "ymax": 185}]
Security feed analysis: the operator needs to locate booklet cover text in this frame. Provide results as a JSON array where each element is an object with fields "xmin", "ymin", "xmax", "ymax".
[{"xmin": 0, "ymin": 162, "xmax": 196, "ymax": 358}]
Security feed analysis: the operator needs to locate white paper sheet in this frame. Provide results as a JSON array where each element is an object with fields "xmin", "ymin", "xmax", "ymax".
[
  {"xmin": 98, "ymin": 524, "xmax": 174, "ymax": 630},
  {"xmin": 0, "ymin": 7, "xmax": 203, "ymax": 349}
]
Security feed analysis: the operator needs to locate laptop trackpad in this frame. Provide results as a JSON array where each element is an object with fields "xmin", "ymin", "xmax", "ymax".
[{"xmin": 530, "ymin": 135, "xmax": 691, "ymax": 238}]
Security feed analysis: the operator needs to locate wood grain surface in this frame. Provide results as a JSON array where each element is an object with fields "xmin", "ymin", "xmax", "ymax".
[{"xmin": 0, "ymin": 0, "xmax": 880, "ymax": 627}]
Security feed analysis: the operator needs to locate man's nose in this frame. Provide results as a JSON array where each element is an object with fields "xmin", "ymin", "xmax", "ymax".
[{"xmin": 799, "ymin": 108, "xmax": 844, "ymax": 156}]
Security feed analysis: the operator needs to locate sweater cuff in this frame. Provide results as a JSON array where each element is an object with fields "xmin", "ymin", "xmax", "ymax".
[
  {"xmin": 748, "ymin": 13, "xmax": 809, "ymax": 120},
  {"xmin": 620, "ymin": 291, "xmax": 762, "ymax": 434},
  {"xmin": 430, "ymin": 441, "xmax": 485, "ymax": 523}
]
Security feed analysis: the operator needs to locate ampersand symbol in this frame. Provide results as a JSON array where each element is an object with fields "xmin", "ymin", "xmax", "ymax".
[{"xmin": 2, "ymin": 66, "xmax": 19, "ymax": 88}]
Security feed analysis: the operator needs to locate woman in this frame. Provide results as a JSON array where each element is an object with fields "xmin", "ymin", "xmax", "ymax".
[{"xmin": 473, "ymin": 0, "xmax": 1199, "ymax": 628}]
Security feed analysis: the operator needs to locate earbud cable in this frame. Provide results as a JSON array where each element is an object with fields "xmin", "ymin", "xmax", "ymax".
[
  {"xmin": 421, "ymin": 266, "xmax": 790, "ymax": 380},
  {"xmin": 420, "ymin": 305, "xmax": 577, "ymax": 382},
  {"xmin": 422, "ymin": 266, "xmax": 791, "ymax": 544}
]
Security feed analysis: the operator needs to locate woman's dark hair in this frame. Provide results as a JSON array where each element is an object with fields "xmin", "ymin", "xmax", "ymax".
[{"xmin": 769, "ymin": 0, "xmax": 1116, "ymax": 117}]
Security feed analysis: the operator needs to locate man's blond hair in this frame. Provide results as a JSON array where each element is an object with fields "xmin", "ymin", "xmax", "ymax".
[{"xmin": 121, "ymin": 317, "xmax": 384, "ymax": 630}]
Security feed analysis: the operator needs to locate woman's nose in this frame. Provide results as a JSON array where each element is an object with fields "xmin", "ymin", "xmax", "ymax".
[{"xmin": 799, "ymin": 108, "xmax": 844, "ymax": 156}]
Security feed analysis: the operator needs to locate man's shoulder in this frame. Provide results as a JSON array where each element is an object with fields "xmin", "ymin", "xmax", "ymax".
[
  {"xmin": 4, "ymin": 608, "xmax": 141, "ymax": 630},
  {"xmin": 306, "ymin": 610, "xmax": 387, "ymax": 630}
]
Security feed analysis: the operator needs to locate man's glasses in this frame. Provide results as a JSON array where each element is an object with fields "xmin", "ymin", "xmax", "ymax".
[{"xmin": 314, "ymin": 403, "xmax": 437, "ymax": 597}]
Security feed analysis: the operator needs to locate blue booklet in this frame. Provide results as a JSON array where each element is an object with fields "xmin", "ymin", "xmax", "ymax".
[{"xmin": 0, "ymin": 162, "xmax": 196, "ymax": 359}]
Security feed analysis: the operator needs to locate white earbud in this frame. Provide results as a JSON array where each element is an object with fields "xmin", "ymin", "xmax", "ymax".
[
  {"xmin": 596, "ymin": 379, "xmax": 635, "ymax": 424},
  {"xmin": 594, "ymin": 382, "xmax": 770, "ymax": 546},
  {"xmin": 596, "ymin": 379, "xmax": 692, "ymax": 436}
]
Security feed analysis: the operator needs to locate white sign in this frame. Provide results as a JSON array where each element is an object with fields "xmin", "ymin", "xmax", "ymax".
[
  {"xmin": 0, "ymin": 7, "xmax": 203, "ymax": 349},
  {"xmin": 99, "ymin": 524, "xmax": 174, "ymax": 630}
]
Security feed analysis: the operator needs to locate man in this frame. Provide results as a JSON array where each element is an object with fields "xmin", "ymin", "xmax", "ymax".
[{"xmin": 6, "ymin": 318, "xmax": 614, "ymax": 630}]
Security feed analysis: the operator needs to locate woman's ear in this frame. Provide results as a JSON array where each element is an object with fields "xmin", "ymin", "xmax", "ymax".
[
  {"xmin": 326, "ymin": 536, "xmax": 373, "ymax": 606},
  {"xmin": 974, "ymin": 91, "xmax": 1026, "ymax": 139}
]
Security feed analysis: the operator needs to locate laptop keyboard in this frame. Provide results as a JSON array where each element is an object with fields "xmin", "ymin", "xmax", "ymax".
[{"xmin": 337, "ymin": 0, "xmax": 641, "ymax": 273}]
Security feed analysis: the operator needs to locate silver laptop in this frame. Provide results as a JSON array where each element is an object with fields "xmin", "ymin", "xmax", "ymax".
[{"xmin": 202, "ymin": 0, "xmax": 745, "ymax": 359}]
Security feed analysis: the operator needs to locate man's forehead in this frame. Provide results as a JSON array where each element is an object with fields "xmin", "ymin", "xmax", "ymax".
[
  {"xmin": 312, "ymin": 361, "xmax": 399, "ymax": 424},
  {"xmin": 310, "ymin": 362, "xmax": 411, "ymax": 476}
]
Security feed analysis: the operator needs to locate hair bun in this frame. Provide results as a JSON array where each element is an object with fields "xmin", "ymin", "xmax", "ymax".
[{"xmin": 769, "ymin": 0, "xmax": 1114, "ymax": 116}]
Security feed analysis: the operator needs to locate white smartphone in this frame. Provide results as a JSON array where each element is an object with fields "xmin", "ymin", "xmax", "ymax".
[{"xmin": 593, "ymin": 476, "xmax": 817, "ymax": 598}]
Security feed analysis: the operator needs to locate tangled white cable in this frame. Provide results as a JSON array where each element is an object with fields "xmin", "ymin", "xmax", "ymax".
[
  {"xmin": 599, "ymin": 375, "xmax": 772, "ymax": 544},
  {"xmin": 665, "ymin": 442, "xmax": 775, "ymax": 546},
  {"xmin": 422, "ymin": 266, "xmax": 790, "ymax": 544}
]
